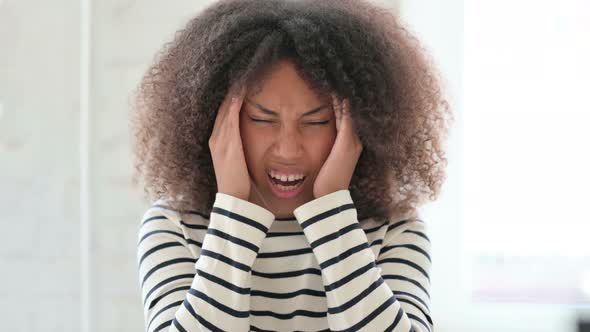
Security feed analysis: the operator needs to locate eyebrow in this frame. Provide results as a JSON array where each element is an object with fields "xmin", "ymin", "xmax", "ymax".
[{"xmin": 245, "ymin": 99, "xmax": 331, "ymax": 117}]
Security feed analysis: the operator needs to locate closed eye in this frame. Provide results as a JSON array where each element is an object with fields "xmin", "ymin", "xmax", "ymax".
[
  {"xmin": 250, "ymin": 118, "xmax": 272, "ymax": 123},
  {"xmin": 250, "ymin": 118, "xmax": 330, "ymax": 125}
]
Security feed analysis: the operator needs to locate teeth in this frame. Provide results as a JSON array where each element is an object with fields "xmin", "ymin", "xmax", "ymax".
[
  {"xmin": 274, "ymin": 183, "xmax": 301, "ymax": 191},
  {"xmin": 269, "ymin": 170, "xmax": 304, "ymax": 181}
]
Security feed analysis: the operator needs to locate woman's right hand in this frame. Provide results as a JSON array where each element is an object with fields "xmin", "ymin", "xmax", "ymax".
[{"xmin": 209, "ymin": 83, "xmax": 251, "ymax": 201}]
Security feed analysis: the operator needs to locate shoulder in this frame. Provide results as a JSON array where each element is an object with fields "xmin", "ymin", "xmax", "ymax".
[
  {"xmin": 377, "ymin": 211, "xmax": 432, "ymax": 265},
  {"xmin": 140, "ymin": 198, "xmax": 211, "ymax": 231},
  {"xmin": 382, "ymin": 209, "xmax": 431, "ymax": 243},
  {"xmin": 139, "ymin": 198, "xmax": 182, "ymax": 227}
]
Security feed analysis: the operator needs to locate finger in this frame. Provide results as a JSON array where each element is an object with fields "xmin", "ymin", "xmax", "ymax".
[
  {"xmin": 213, "ymin": 86, "xmax": 237, "ymax": 135},
  {"xmin": 343, "ymin": 99, "xmax": 357, "ymax": 131},
  {"xmin": 333, "ymin": 95, "xmax": 342, "ymax": 114},
  {"xmin": 216, "ymin": 84, "xmax": 245, "ymax": 136},
  {"xmin": 341, "ymin": 98, "xmax": 350, "ymax": 114},
  {"xmin": 231, "ymin": 84, "xmax": 247, "ymax": 117},
  {"xmin": 341, "ymin": 99, "xmax": 362, "ymax": 147},
  {"xmin": 226, "ymin": 87, "xmax": 246, "ymax": 139},
  {"xmin": 338, "ymin": 99, "xmax": 355, "ymax": 139},
  {"xmin": 224, "ymin": 83, "xmax": 242, "ymax": 114},
  {"xmin": 332, "ymin": 94, "xmax": 342, "ymax": 132}
]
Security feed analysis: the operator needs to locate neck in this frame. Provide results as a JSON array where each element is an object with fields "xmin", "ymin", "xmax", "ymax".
[{"xmin": 248, "ymin": 184, "xmax": 295, "ymax": 219}]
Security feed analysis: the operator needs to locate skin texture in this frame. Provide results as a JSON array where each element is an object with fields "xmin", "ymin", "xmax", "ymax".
[{"xmin": 239, "ymin": 59, "xmax": 362, "ymax": 218}]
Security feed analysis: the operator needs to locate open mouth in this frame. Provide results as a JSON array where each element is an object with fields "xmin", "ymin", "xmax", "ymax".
[{"xmin": 266, "ymin": 172, "xmax": 306, "ymax": 190}]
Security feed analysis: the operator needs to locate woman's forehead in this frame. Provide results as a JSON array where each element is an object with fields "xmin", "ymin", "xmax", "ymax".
[
  {"xmin": 246, "ymin": 60, "xmax": 331, "ymax": 100},
  {"xmin": 244, "ymin": 83, "xmax": 332, "ymax": 113},
  {"xmin": 244, "ymin": 98, "xmax": 332, "ymax": 117}
]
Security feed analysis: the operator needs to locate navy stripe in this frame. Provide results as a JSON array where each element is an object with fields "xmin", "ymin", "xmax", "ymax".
[
  {"xmin": 200, "ymin": 249, "xmax": 250, "ymax": 272},
  {"xmin": 310, "ymin": 222, "xmax": 360, "ymax": 249},
  {"xmin": 319, "ymin": 242, "xmax": 370, "ymax": 270},
  {"xmin": 276, "ymin": 217, "xmax": 297, "ymax": 221},
  {"xmin": 376, "ymin": 258, "xmax": 430, "ymax": 281},
  {"xmin": 149, "ymin": 285, "xmax": 190, "ymax": 310},
  {"xmin": 182, "ymin": 298, "xmax": 224, "ymax": 332},
  {"xmin": 138, "ymin": 230, "xmax": 185, "ymax": 246},
  {"xmin": 151, "ymin": 204, "xmax": 210, "ymax": 220},
  {"xmin": 153, "ymin": 319, "xmax": 174, "ymax": 332},
  {"xmin": 170, "ymin": 318, "xmax": 187, "ymax": 332},
  {"xmin": 252, "ymin": 267, "xmax": 322, "ymax": 278},
  {"xmin": 380, "ymin": 244, "xmax": 431, "ymax": 262},
  {"xmin": 403, "ymin": 230, "xmax": 430, "ymax": 242},
  {"xmin": 188, "ymin": 288, "xmax": 249, "ymax": 318},
  {"xmin": 139, "ymin": 242, "xmax": 183, "ymax": 266},
  {"xmin": 211, "ymin": 206, "xmax": 269, "ymax": 233},
  {"xmin": 251, "ymin": 288, "xmax": 325, "ymax": 299},
  {"xmin": 395, "ymin": 290, "xmax": 431, "ymax": 311},
  {"xmin": 299, "ymin": 203, "xmax": 355, "ymax": 229},
  {"xmin": 186, "ymin": 238, "xmax": 203, "ymax": 247},
  {"xmin": 363, "ymin": 223, "xmax": 388, "ymax": 234},
  {"xmin": 404, "ymin": 307, "xmax": 432, "ymax": 332},
  {"xmin": 382, "ymin": 275, "xmax": 430, "ymax": 299},
  {"xmin": 250, "ymin": 309, "xmax": 326, "ymax": 319},
  {"xmin": 332, "ymin": 295, "xmax": 397, "ymax": 332},
  {"xmin": 179, "ymin": 219, "xmax": 208, "ymax": 230},
  {"xmin": 257, "ymin": 247, "xmax": 312, "ymax": 258},
  {"xmin": 266, "ymin": 219, "xmax": 391, "ymax": 237},
  {"xmin": 196, "ymin": 268, "xmax": 250, "ymax": 294},
  {"xmin": 142, "ymin": 215, "xmax": 167, "ymax": 225},
  {"xmin": 328, "ymin": 277, "xmax": 385, "ymax": 314},
  {"xmin": 324, "ymin": 261, "xmax": 375, "ymax": 292},
  {"xmin": 206, "ymin": 227, "xmax": 260, "ymax": 253},
  {"xmin": 266, "ymin": 231, "xmax": 304, "ymax": 237},
  {"xmin": 144, "ymin": 274, "xmax": 194, "ymax": 307},
  {"xmin": 250, "ymin": 324, "xmax": 278, "ymax": 332},
  {"xmin": 387, "ymin": 220, "xmax": 410, "ymax": 232},
  {"xmin": 383, "ymin": 305, "xmax": 405, "ymax": 332},
  {"xmin": 363, "ymin": 218, "xmax": 423, "ymax": 235},
  {"xmin": 365, "ymin": 218, "xmax": 419, "ymax": 233},
  {"xmin": 141, "ymin": 257, "xmax": 196, "ymax": 288},
  {"xmin": 370, "ymin": 238, "xmax": 383, "ymax": 247},
  {"xmin": 147, "ymin": 300, "xmax": 183, "ymax": 331}
]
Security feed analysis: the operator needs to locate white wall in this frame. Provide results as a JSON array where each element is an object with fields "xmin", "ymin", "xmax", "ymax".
[
  {"xmin": 86, "ymin": 1, "xmax": 211, "ymax": 331},
  {"xmin": 0, "ymin": 1, "xmax": 81, "ymax": 331},
  {"xmin": 401, "ymin": 1, "xmax": 587, "ymax": 331},
  {"xmin": 0, "ymin": 0, "xmax": 208, "ymax": 330},
  {"xmin": 397, "ymin": 1, "xmax": 466, "ymax": 331}
]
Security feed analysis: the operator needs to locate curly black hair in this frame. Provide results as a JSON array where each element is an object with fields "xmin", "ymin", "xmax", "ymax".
[{"xmin": 130, "ymin": 0, "xmax": 454, "ymax": 224}]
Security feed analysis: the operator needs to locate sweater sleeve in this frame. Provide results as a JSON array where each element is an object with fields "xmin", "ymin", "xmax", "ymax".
[
  {"xmin": 293, "ymin": 189, "xmax": 434, "ymax": 332},
  {"xmin": 137, "ymin": 193, "xmax": 275, "ymax": 332}
]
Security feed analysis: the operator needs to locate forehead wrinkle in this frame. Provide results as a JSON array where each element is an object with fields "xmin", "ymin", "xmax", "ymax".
[{"xmin": 245, "ymin": 98, "xmax": 331, "ymax": 117}]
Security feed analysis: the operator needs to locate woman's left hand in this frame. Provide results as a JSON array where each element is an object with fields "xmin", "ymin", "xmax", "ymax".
[{"xmin": 313, "ymin": 95, "xmax": 363, "ymax": 199}]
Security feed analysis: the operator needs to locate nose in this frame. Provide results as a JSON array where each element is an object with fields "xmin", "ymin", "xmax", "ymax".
[{"xmin": 272, "ymin": 124, "xmax": 303, "ymax": 160}]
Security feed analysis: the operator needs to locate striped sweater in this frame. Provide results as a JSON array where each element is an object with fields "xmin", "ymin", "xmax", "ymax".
[{"xmin": 137, "ymin": 189, "xmax": 433, "ymax": 332}]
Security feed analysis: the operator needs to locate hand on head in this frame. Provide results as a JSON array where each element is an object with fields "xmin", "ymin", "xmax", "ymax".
[{"xmin": 209, "ymin": 83, "xmax": 252, "ymax": 201}]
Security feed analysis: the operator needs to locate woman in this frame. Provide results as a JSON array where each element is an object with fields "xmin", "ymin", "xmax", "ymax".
[{"xmin": 131, "ymin": 0, "xmax": 453, "ymax": 331}]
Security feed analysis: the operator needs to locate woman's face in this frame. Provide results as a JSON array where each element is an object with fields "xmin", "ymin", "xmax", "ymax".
[{"xmin": 239, "ymin": 59, "xmax": 337, "ymax": 219}]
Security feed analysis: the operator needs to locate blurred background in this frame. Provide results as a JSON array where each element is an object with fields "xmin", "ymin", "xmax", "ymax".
[{"xmin": 0, "ymin": 0, "xmax": 588, "ymax": 331}]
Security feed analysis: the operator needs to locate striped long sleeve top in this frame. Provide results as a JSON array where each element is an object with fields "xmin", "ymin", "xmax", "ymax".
[{"xmin": 137, "ymin": 189, "xmax": 434, "ymax": 332}]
